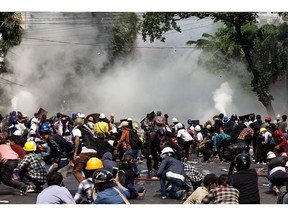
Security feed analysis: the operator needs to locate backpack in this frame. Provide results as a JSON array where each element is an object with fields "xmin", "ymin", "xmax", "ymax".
[
  {"xmin": 129, "ymin": 129, "xmax": 142, "ymax": 149},
  {"xmin": 77, "ymin": 125, "xmax": 97, "ymax": 151}
]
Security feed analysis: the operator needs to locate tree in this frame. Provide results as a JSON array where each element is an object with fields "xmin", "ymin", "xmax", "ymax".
[
  {"xmin": 141, "ymin": 12, "xmax": 288, "ymax": 116},
  {"xmin": 0, "ymin": 12, "xmax": 23, "ymax": 73}
]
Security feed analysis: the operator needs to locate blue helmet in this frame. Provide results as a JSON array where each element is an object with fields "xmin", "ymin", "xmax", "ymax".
[
  {"xmin": 187, "ymin": 118, "xmax": 193, "ymax": 125},
  {"xmin": 223, "ymin": 116, "xmax": 229, "ymax": 122},
  {"xmin": 38, "ymin": 123, "xmax": 51, "ymax": 134}
]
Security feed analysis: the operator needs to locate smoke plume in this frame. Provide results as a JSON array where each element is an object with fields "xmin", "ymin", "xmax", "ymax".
[{"xmin": 4, "ymin": 12, "xmax": 278, "ymax": 125}]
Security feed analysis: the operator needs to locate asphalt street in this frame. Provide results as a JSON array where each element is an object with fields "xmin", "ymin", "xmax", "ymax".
[{"xmin": 0, "ymin": 156, "xmax": 279, "ymax": 205}]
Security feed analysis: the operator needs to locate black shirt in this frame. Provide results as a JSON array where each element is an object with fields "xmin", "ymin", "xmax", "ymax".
[{"xmin": 231, "ymin": 169, "xmax": 260, "ymax": 204}]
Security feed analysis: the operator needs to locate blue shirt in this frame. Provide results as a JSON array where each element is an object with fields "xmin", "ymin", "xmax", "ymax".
[{"xmin": 93, "ymin": 186, "xmax": 130, "ymax": 204}]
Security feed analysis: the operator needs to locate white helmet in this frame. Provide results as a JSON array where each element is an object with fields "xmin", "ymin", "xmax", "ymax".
[
  {"xmin": 176, "ymin": 122, "xmax": 183, "ymax": 129},
  {"xmin": 172, "ymin": 117, "xmax": 178, "ymax": 124},
  {"xmin": 99, "ymin": 113, "xmax": 105, "ymax": 119},
  {"xmin": 267, "ymin": 151, "xmax": 276, "ymax": 160},
  {"xmin": 161, "ymin": 147, "xmax": 174, "ymax": 155},
  {"xmin": 194, "ymin": 125, "xmax": 201, "ymax": 132}
]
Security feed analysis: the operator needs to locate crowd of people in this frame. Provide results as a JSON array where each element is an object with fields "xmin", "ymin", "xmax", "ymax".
[{"xmin": 0, "ymin": 109, "xmax": 288, "ymax": 204}]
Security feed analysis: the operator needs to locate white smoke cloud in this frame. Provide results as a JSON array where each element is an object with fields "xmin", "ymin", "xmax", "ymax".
[
  {"xmin": 3, "ymin": 12, "xmax": 275, "ymax": 125},
  {"xmin": 212, "ymin": 82, "xmax": 233, "ymax": 116}
]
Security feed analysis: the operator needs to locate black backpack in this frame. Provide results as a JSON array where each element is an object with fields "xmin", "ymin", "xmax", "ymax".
[
  {"xmin": 129, "ymin": 129, "xmax": 142, "ymax": 149},
  {"xmin": 77, "ymin": 125, "xmax": 97, "ymax": 151}
]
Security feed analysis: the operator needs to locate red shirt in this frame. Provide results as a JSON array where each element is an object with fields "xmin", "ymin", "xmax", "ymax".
[{"xmin": 11, "ymin": 143, "xmax": 26, "ymax": 159}]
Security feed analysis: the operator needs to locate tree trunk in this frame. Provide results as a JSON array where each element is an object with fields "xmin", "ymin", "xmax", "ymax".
[{"xmin": 234, "ymin": 25, "xmax": 276, "ymax": 118}]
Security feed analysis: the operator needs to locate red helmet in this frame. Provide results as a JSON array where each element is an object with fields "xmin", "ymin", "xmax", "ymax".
[{"xmin": 265, "ymin": 116, "xmax": 271, "ymax": 122}]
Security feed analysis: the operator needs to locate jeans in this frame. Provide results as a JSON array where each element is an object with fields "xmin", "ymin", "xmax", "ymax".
[
  {"xmin": 160, "ymin": 175, "xmax": 184, "ymax": 199},
  {"xmin": 125, "ymin": 149, "xmax": 139, "ymax": 174},
  {"xmin": 48, "ymin": 158, "xmax": 70, "ymax": 173}
]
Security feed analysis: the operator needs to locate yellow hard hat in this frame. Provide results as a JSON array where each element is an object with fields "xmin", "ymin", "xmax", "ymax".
[
  {"xmin": 85, "ymin": 157, "xmax": 103, "ymax": 170},
  {"xmin": 260, "ymin": 127, "xmax": 267, "ymax": 133},
  {"xmin": 23, "ymin": 141, "xmax": 36, "ymax": 152},
  {"xmin": 139, "ymin": 137, "xmax": 144, "ymax": 143}
]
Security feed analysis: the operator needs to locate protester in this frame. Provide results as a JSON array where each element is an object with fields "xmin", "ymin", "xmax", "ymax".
[
  {"xmin": 36, "ymin": 172, "xmax": 75, "ymax": 204},
  {"xmin": 92, "ymin": 169, "xmax": 130, "ymax": 204},
  {"xmin": 183, "ymin": 173, "xmax": 218, "ymax": 204},
  {"xmin": 74, "ymin": 157, "xmax": 103, "ymax": 204},
  {"xmin": 201, "ymin": 174, "xmax": 239, "ymax": 204},
  {"xmin": 17, "ymin": 141, "xmax": 47, "ymax": 191}
]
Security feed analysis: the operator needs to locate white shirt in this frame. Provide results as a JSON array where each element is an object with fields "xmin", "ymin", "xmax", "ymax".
[
  {"xmin": 177, "ymin": 128, "xmax": 193, "ymax": 141},
  {"xmin": 72, "ymin": 126, "xmax": 96, "ymax": 154}
]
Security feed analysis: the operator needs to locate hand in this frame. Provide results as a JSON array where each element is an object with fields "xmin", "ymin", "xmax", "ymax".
[
  {"xmin": 52, "ymin": 163, "xmax": 59, "ymax": 169},
  {"xmin": 148, "ymin": 155, "xmax": 152, "ymax": 158}
]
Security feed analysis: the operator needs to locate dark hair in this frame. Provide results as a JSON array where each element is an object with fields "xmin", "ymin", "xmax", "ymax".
[
  {"xmin": 47, "ymin": 172, "xmax": 63, "ymax": 186},
  {"xmin": 203, "ymin": 173, "xmax": 218, "ymax": 187},
  {"xmin": 256, "ymin": 114, "xmax": 261, "ymax": 120},
  {"xmin": 283, "ymin": 115, "xmax": 287, "ymax": 121},
  {"xmin": 218, "ymin": 174, "xmax": 231, "ymax": 186}
]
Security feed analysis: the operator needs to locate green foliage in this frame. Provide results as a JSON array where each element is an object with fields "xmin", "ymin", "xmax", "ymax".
[
  {"xmin": 0, "ymin": 12, "xmax": 23, "ymax": 73},
  {"xmin": 108, "ymin": 12, "xmax": 140, "ymax": 64},
  {"xmin": 141, "ymin": 12, "xmax": 288, "ymax": 115}
]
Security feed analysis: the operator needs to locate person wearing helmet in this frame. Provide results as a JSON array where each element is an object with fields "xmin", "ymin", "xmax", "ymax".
[
  {"xmin": 93, "ymin": 113, "xmax": 110, "ymax": 137},
  {"xmin": 86, "ymin": 116, "xmax": 95, "ymax": 132},
  {"xmin": 157, "ymin": 147, "xmax": 187, "ymax": 200},
  {"xmin": 170, "ymin": 117, "xmax": 179, "ymax": 134},
  {"xmin": 193, "ymin": 125, "xmax": 204, "ymax": 158},
  {"xmin": 141, "ymin": 128, "xmax": 163, "ymax": 174},
  {"xmin": 17, "ymin": 141, "xmax": 47, "ymax": 192},
  {"xmin": 119, "ymin": 153, "xmax": 146, "ymax": 199},
  {"xmin": 230, "ymin": 153, "xmax": 260, "ymax": 204},
  {"xmin": 267, "ymin": 151, "xmax": 288, "ymax": 194},
  {"xmin": 256, "ymin": 127, "xmax": 272, "ymax": 165},
  {"xmin": 74, "ymin": 157, "xmax": 103, "ymax": 204},
  {"xmin": 72, "ymin": 117, "xmax": 97, "ymax": 183},
  {"xmin": 92, "ymin": 169, "xmax": 130, "ymax": 204},
  {"xmin": 39, "ymin": 123, "xmax": 73, "ymax": 174},
  {"xmin": 176, "ymin": 123, "xmax": 193, "ymax": 160}
]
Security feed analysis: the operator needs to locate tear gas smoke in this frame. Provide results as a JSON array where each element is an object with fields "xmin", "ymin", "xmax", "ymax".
[
  {"xmin": 212, "ymin": 82, "xmax": 233, "ymax": 116},
  {"xmin": 4, "ymin": 12, "xmax": 281, "ymax": 125}
]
